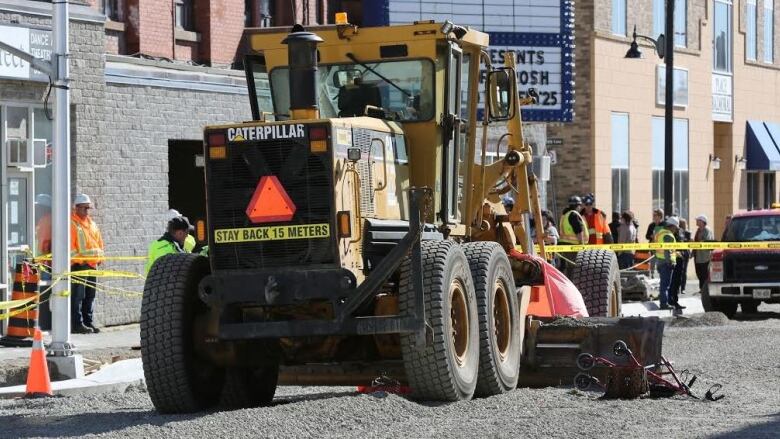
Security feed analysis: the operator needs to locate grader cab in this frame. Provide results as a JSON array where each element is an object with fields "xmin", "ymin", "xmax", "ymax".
[{"xmin": 140, "ymin": 18, "xmax": 663, "ymax": 413}]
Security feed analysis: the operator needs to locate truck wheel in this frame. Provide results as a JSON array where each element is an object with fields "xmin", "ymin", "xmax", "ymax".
[
  {"xmin": 462, "ymin": 242, "xmax": 521, "ymax": 396},
  {"xmin": 713, "ymin": 299, "xmax": 737, "ymax": 319},
  {"xmin": 741, "ymin": 301, "xmax": 759, "ymax": 314},
  {"xmin": 220, "ymin": 365, "xmax": 279, "ymax": 409},
  {"xmin": 569, "ymin": 250, "xmax": 622, "ymax": 317},
  {"xmin": 399, "ymin": 240, "xmax": 479, "ymax": 401},
  {"xmin": 141, "ymin": 253, "xmax": 223, "ymax": 413}
]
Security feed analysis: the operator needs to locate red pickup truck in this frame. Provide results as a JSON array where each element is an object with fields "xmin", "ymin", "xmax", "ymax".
[{"xmin": 706, "ymin": 209, "xmax": 780, "ymax": 318}]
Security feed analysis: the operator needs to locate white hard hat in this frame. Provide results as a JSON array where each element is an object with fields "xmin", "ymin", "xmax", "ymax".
[
  {"xmin": 166, "ymin": 209, "xmax": 181, "ymax": 221},
  {"xmin": 73, "ymin": 193, "xmax": 92, "ymax": 206},
  {"xmin": 665, "ymin": 216, "xmax": 680, "ymax": 227},
  {"xmin": 695, "ymin": 214, "xmax": 708, "ymax": 224}
]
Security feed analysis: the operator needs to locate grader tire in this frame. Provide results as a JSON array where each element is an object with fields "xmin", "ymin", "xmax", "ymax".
[
  {"xmin": 399, "ymin": 240, "xmax": 479, "ymax": 401},
  {"xmin": 462, "ymin": 242, "xmax": 521, "ymax": 396},
  {"xmin": 570, "ymin": 250, "xmax": 622, "ymax": 317},
  {"xmin": 141, "ymin": 253, "xmax": 223, "ymax": 413},
  {"xmin": 220, "ymin": 365, "xmax": 279, "ymax": 409}
]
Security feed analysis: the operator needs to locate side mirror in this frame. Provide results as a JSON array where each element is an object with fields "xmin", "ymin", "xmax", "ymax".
[
  {"xmin": 333, "ymin": 68, "xmax": 362, "ymax": 87},
  {"xmin": 487, "ymin": 68, "xmax": 516, "ymax": 121}
]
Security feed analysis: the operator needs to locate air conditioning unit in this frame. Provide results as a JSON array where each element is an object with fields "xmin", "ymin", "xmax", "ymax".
[{"xmin": 7, "ymin": 138, "xmax": 31, "ymax": 167}]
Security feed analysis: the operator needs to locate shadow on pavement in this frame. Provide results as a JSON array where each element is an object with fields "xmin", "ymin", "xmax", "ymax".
[
  {"xmin": 733, "ymin": 310, "xmax": 780, "ymax": 321},
  {"xmin": 708, "ymin": 412, "xmax": 780, "ymax": 439}
]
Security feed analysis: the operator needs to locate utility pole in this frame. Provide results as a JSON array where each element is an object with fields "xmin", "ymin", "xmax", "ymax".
[
  {"xmin": 663, "ymin": 0, "xmax": 675, "ymax": 217},
  {"xmin": 0, "ymin": 2, "xmax": 83, "ymax": 377}
]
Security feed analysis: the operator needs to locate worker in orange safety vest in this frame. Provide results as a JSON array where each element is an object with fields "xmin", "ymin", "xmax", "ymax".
[
  {"xmin": 70, "ymin": 193, "xmax": 105, "ymax": 334},
  {"xmin": 580, "ymin": 194, "xmax": 614, "ymax": 245}
]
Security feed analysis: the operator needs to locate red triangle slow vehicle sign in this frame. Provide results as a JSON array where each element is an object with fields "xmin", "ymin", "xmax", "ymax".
[{"xmin": 245, "ymin": 175, "xmax": 297, "ymax": 223}]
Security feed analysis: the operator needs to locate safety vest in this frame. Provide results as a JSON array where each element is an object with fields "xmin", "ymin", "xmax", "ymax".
[
  {"xmin": 584, "ymin": 209, "xmax": 609, "ymax": 245},
  {"xmin": 559, "ymin": 210, "xmax": 589, "ymax": 244},
  {"xmin": 184, "ymin": 234, "xmax": 196, "ymax": 253},
  {"xmin": 145, "ymin": 235, "xmax": 184, "ymax": 275},
  {"xmin": 654, "ymin": 229, "xmax": 676, "ymax": 261},
  {"xmin": 70, "ymin": 213, "xmax": 105, "ymax": 268}
]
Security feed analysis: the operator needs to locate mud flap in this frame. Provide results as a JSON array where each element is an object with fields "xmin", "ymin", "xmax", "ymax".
[{"xmin": 518, "ymin": 316, "xmax": 664, "ymax": 388}]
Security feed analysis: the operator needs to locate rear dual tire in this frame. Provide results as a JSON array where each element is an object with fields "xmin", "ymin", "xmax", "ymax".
[
  {"xmin": 399, "ymin": 240, "xmax": 480, "ymax": 401},
  {"xmin": 463, "ymin": 242, "xmax": 521, "ymax": 396}
]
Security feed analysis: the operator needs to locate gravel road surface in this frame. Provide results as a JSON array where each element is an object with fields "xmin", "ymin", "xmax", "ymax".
[{"xmin": 1, "ymin": 307, "xmax": 778, "ymax": 439}]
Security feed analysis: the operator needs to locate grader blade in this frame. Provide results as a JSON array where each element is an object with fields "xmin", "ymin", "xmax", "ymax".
[{"xmin": 518, "ymin": 316, "xmax": 664, "ymax": 388}]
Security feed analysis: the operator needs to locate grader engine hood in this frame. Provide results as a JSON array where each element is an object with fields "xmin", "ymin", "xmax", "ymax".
[{"xmin": 205, "ymin": 122, "xmax": 335, "ymax": 271}]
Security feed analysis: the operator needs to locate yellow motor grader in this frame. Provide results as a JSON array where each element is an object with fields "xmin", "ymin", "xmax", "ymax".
[{"xmin": 140, "ymin": 18, "xmax": 663, "ymax": 413}]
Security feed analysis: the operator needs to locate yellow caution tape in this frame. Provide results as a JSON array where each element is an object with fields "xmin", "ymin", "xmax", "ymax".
[
  {"xmin": 0, "ymin": 296, "xmax": 37, "ymax": 310},
  {"xmin": 33, "ymin": 254, "xmax": 146, "ymax": 262},
  {"xmin": 537, "ymin": 241, "xmax": 780, "ymax": 253}
]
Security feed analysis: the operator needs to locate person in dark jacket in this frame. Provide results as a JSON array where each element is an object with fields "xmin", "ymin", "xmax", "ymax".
[{"xmin": 609, "ymin": 211, "xmax": 620, "ymax": 241}]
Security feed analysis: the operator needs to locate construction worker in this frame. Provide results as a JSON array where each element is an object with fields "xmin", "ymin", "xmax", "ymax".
[
  {"xmin": 166, "ymin": 209, "xmax": 196, "ymax": 252},
  {"xmin": 70, "ymin": 193, "xmax": 105, "ymax": 334},
  {"xmin": 655, "ymin": 217, "xmax": 680, "ymax": 311},
  {"xmin": 146, "ymin": 216, "xmax": 192, "ymax": 275},
  {"xmin": 558, "ymin": 196, "xmax": 589, "ymax": 271},
  {"xmin": 580, "ymin": 194, "xmax": 613, "ymax": 244}
]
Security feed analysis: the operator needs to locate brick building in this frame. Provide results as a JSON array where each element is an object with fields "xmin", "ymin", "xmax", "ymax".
[{"xmin": 0, "ymin": 0, "xmax": 327, "ymax": 326}]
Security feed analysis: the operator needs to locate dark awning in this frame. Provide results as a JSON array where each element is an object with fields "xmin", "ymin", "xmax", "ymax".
[{"xmin": 746, "ymin": 120, "xmax": 780, "ymax": 171}]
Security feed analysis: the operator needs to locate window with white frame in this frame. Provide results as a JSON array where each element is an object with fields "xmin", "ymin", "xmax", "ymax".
[
  {"xmin": 652, "ymin": 0, "xmax": 687, "ymax": 47},
  {"xmin": 612, "ymin": 0, "xmax": 627, "ymax": 36},
  {"xmin": 747, "ymin": 0, "xmax": 758, "ymax": 60},
  {"xmin": 651, "ymin": 117, "xmax": 689, "ymax": 219},
  {"xmin": 611, "ymin": 113, "xmax": 630, "ymax": 214},
  {"xmin": 713, "ymin": 0, "xmax": 733, "ymax": 72},
  {"xmin": 764, "ymin": 0, "xmax": 774, "ymax": 63}
]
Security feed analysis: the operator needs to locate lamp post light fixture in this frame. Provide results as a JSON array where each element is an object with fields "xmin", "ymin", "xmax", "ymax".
[
  {"xmin": 625, "ymin": 0, "xmax": 676, "ymax": 217},
  {"xmin": 735, "ymin": 154, "xmax": 747, "ymax": 169},
  {"xmin": 709, "ymin": 154, "xmax": 722, "ymax": 170}
]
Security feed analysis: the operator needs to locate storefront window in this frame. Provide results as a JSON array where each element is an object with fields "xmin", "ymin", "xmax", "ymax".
[
  {"xmin": 764, "ymin": 0, "xmax": 774, "ymax": 63},
  {"xmin": 33, "ymin": 108, "xmax": 53, "ymax": 257},
  {"xmin": 763, "ymin": 173, "xmax": 776, "ymax": 208},
  {"xmin": 0, "ymin": 105, "xmax": 53, "ymax": 257}
]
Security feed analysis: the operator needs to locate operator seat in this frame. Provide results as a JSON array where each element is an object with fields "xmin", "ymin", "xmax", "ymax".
[{"xmin": 338, "ymin": 82, "xmax": 382, "ymax": 117}]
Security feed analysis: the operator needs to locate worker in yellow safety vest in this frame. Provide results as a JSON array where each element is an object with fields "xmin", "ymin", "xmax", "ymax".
[
  {"xmin": 70, "ymin": 193, "xmax": 105, "ymax": 334},
  {"xmin": 146, "ymin": 216, "xmax": 192, "ymax": 274},
  {"xmin": 558, "ymin": 196, "xmax": 589, "ymax": 272},
  {"xmin": 655, "ymin": 217, "xmax": 680, "ymax": 311}
]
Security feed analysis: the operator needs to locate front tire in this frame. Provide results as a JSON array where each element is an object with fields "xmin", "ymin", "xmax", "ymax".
[
  {"xmin": 463, "ymin": 242, "xmax": 521, "ymax": 396},
  {"xmin": 141, "ymin": 253, "xmax": 223, "ymax": 413},
  {"xmin": 400, "ymin": 240, "xmax": 479, "ymax": 401},
  {"xmin": 569, "ymin": 250, "xmax": 622, "ymax": 317}
]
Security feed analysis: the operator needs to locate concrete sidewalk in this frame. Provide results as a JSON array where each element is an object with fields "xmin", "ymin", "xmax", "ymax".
[
  {"xmin": 0, "ymin": 358, "xmax": 144, "ymax": 398},
  {"xmin": 0, "ymin": 324, "xmax": 140, "ymax": 362}
]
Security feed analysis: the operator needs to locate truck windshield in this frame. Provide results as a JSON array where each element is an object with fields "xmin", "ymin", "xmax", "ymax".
[
  {"xmin": 270, "ymin": 59, "xmax": 435, "ymax": 122},
  {"xmin": 724, "ymin": 215, "xmax": 780, "ymax": 241}
]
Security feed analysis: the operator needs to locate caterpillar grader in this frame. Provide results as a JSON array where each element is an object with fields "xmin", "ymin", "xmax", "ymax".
[{"xmin": 141, "ymin": 17, "xmax": 664, "ymax": 413}]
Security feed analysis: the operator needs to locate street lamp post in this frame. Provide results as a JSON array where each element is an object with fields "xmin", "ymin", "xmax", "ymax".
[{"xmin": 626, "ymin": 0, "xmax": 675, "ymax": 217}]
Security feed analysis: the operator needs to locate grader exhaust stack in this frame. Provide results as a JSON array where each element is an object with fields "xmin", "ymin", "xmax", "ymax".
[{"xmin": 281, "ymin": 24, "xmax": 323, "ymax": 120}]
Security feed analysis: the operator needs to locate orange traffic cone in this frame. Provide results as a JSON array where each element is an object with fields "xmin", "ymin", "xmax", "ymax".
[{"xmin": 25, "ymin": 328, "xmax": 52, "ymax": 398}]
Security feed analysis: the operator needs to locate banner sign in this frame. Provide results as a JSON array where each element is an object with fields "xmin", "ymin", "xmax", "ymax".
[{"xmin": 0, "ymin": 24, "xmax": 52, "ymax": 82}]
